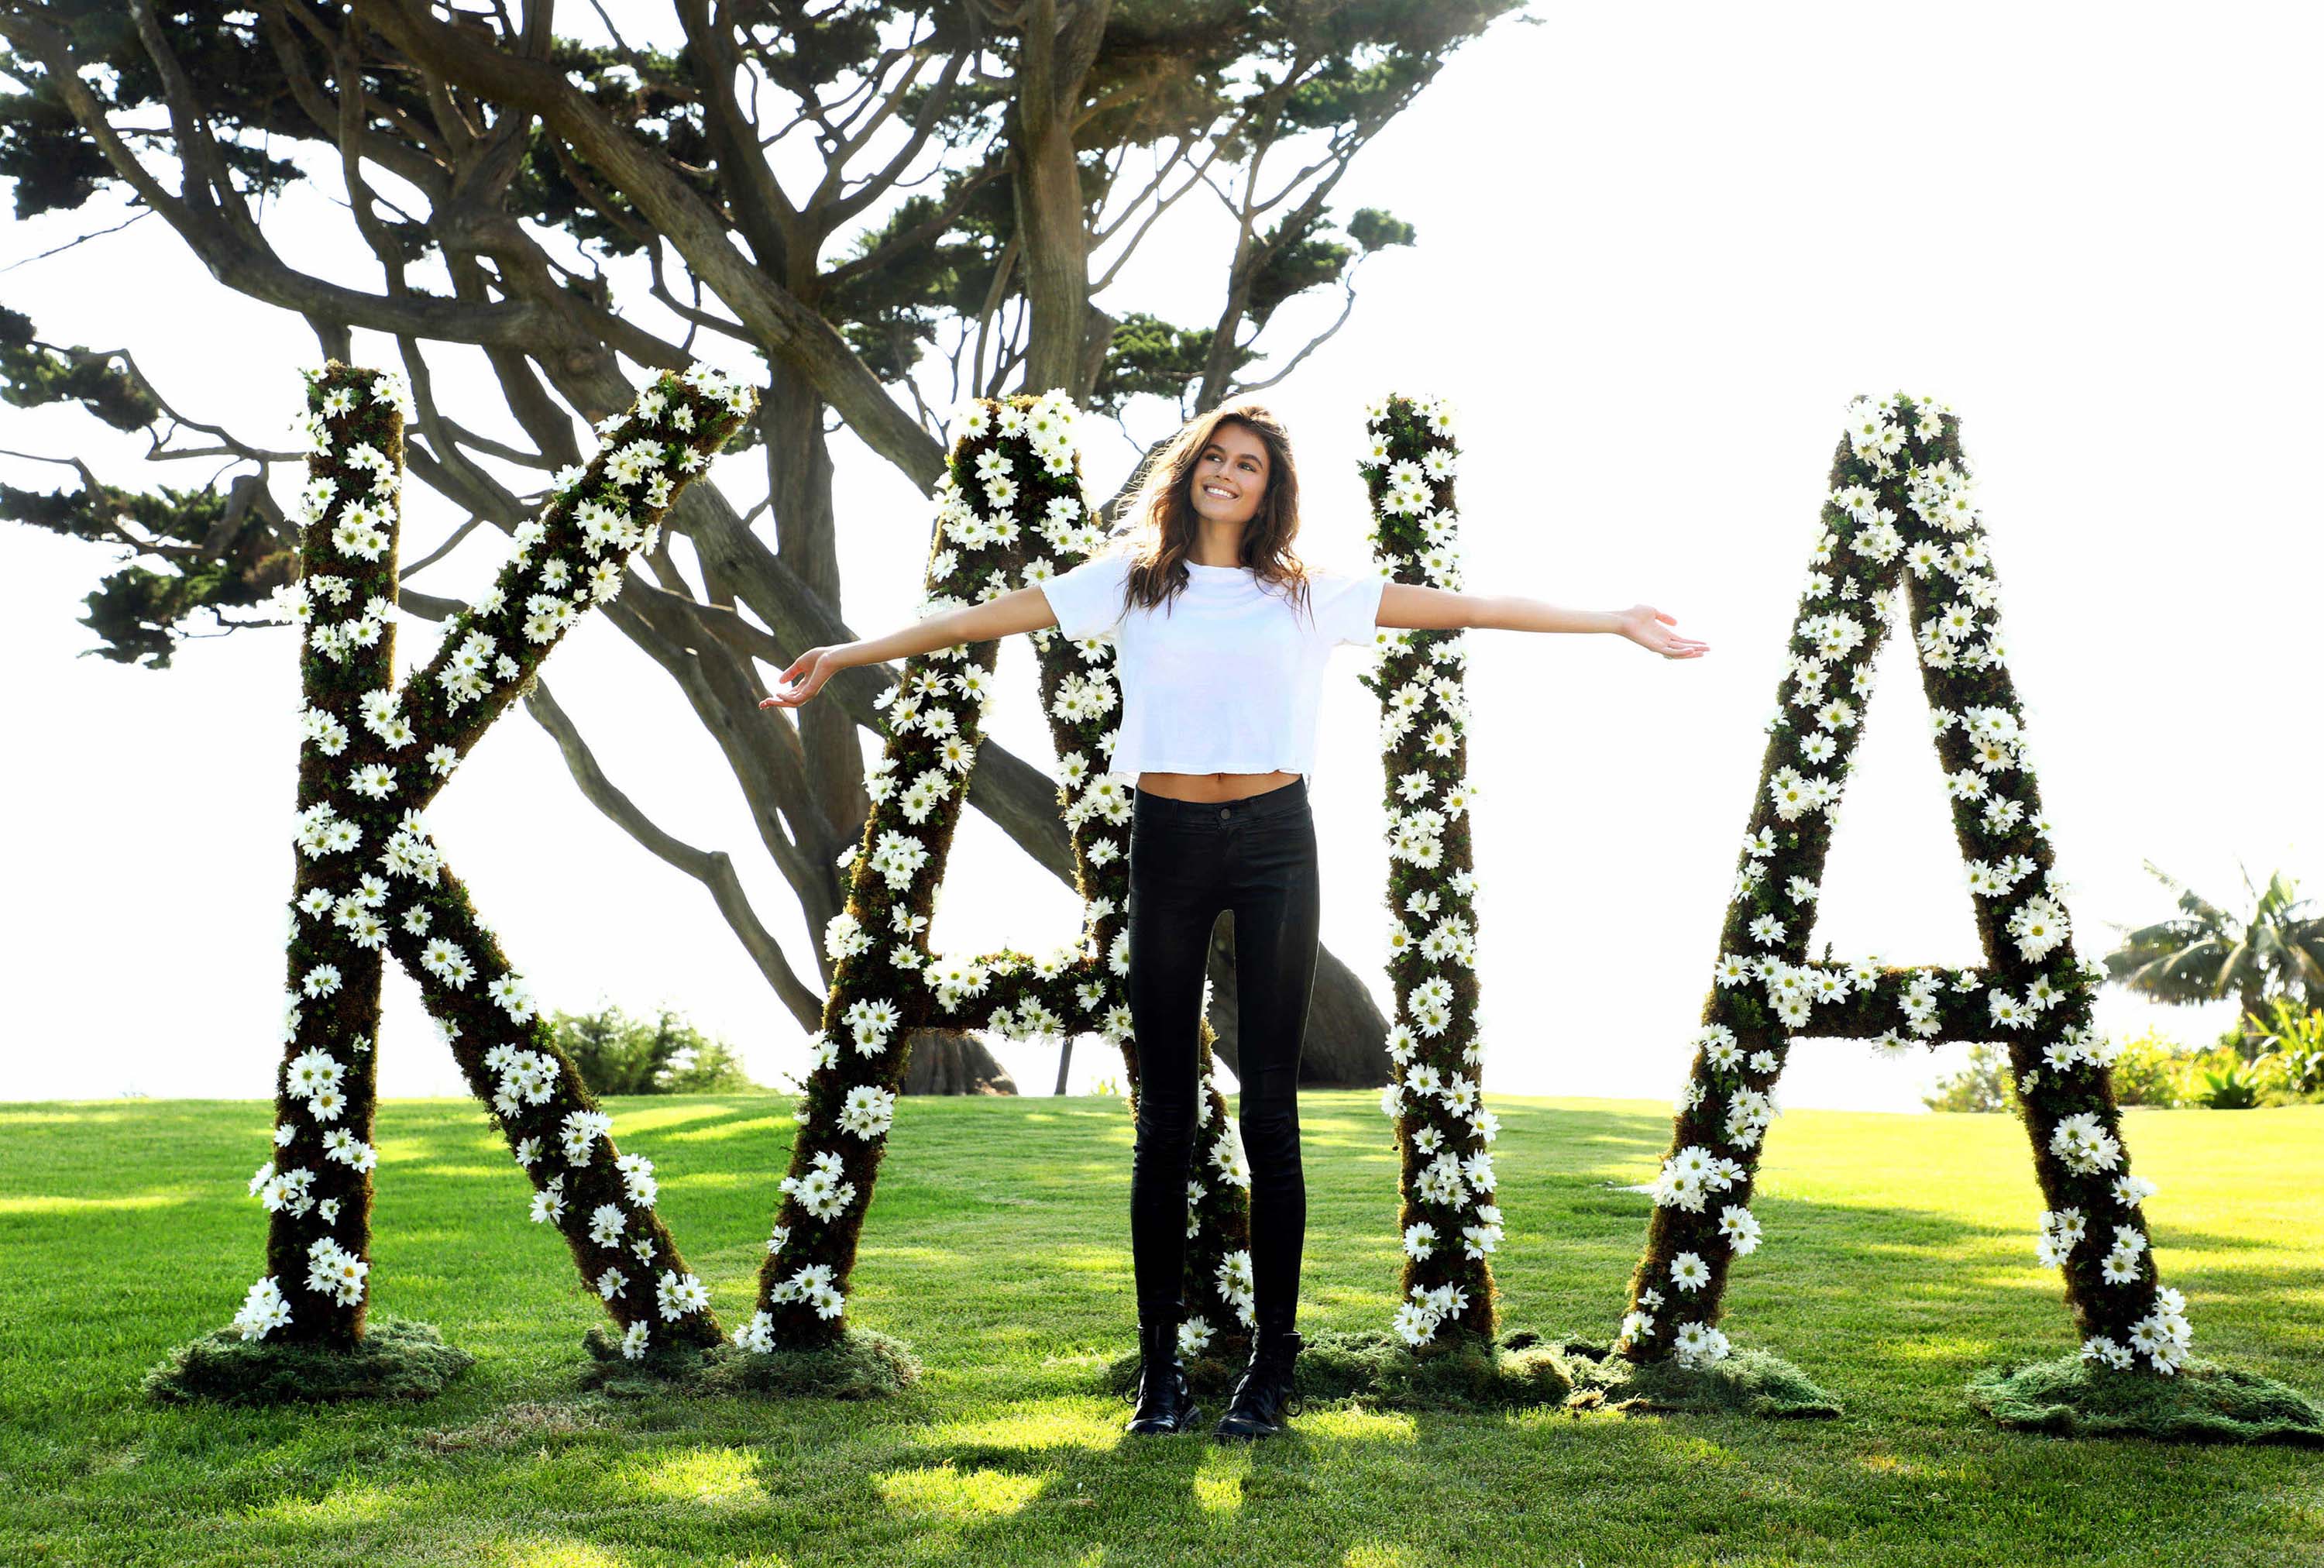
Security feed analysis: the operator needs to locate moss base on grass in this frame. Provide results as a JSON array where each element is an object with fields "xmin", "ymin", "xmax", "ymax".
[
  {"xmin": 1105, "ymin": 1326, "xmax": 1576, "ymax": 1412},
  {"xmin": 577, "ymin": 1322, "xmax": 922, "ymax": 1401},
  {"xmin": 143, "ymin": 1316, "xmax": 473, "ymax": 1406},
  {"xmin": 1562, "ymin": 1339, "xmax": 1842, "ymax": 1418},
  {"xmin": 1967, "ymin": 1354, "xmax": 2324, "ymax": 1444}
]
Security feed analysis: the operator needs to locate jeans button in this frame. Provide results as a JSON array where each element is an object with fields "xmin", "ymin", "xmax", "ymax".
[{"xmin": 1217, "ymin": 806, "xmax": 1229, "ymax": 820}]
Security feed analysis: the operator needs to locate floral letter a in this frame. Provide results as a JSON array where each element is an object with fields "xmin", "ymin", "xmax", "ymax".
[{"xmin": 1618, "ymin": 394, "xmax": 2188, "ymax": 1380}]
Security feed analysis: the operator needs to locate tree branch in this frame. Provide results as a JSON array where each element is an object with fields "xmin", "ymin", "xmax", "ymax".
[
  {"xmin": 523, "ymin": 676, "xmax": 827, "ymax": 1028},
  {"xmin": 0, "ymin": 12, "xmax": 590, "ymax": 354},
  {"xmin": 1226, "ymin": 272, "xmax": 1361, "ymax": 399},
  {"xmin": 355, "ymin": 0, "xmax": 947, "ymax": 489}
]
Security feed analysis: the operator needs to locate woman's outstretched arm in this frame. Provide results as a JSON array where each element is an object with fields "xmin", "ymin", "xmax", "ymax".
[
  {"xmin": 757, "ymin": 583, "xmax": 1064, "ymax": 710},
  {"xmin": 1378, "ymin": 582, "xmax": 1710, "ymax": 659}
]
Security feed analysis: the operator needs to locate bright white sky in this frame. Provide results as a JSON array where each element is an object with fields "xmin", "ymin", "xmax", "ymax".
[{"xmin": 2, "ymin": 5, "xmax": 2312, "ymax": 1111}]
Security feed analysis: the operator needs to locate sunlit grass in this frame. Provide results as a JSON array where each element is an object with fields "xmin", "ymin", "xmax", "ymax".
[
  {"xmin": 877, "ymin": 1462, "xmax": 1048, "ymax": 1519},
  {"xmin": 0, "ymin": 1092, "xmax": 2317, "ymax": 1566}
]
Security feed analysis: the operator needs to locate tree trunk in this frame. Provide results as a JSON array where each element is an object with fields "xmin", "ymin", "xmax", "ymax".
[
  {"xmin": 2236, "ymin": 981, "xmax": 2268, "ymax": 1060},
  {"xmin": 756, "ymin": 360, "xmax": 868, "ymax": 848},
  {"xmin": 901, "ymin": 1029, "xmax": 1019, "ymax": 1095},
  {"xmin": 1008, "ymin": 0, "xmax": 1108, "ymax": 396}
]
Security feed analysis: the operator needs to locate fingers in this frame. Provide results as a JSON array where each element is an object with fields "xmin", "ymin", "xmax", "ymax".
[{"xmin": 760, "ymin": 655, "xmax": 814, "ymax": 709}]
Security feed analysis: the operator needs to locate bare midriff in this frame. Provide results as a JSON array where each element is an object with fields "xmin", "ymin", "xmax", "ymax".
[{"xmin": 1136, "ymin": 769, "xmax": 1302, "ymax": 803}]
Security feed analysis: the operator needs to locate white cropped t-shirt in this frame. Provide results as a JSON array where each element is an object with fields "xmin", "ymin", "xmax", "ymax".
[{"xmin": 1038, "ymin": 545, "xmax": 1387, "ymax": 781}]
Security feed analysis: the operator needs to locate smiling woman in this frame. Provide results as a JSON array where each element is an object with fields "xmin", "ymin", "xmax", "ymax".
[
  {"xmin": 1036, "ymin": 410, "xmax": 1387, "ymax": 798},
  {"xmin": 742, "ymin": 389, "xmax": 1260, "ymax": 1402}
]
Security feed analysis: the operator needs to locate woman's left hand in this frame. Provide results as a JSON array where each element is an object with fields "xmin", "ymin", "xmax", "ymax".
[{"xmin": 1615, "ymin": 604, "xmax": 1710, "ymax": 659}]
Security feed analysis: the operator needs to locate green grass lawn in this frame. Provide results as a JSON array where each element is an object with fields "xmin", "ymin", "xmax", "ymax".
[{"xmin": 2, "ymin": 1092, "xmax": 2319, "ymax": 1567}]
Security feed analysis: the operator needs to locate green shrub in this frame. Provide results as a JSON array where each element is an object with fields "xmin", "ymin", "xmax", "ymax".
[
  {"xmin": 2253, "ymin": 1053, "xmax": 2324, "ymax": 1106},
  {"xmin": 2246, "ymin": 1000, "xmax": 2324, "ymax": 1104},
  {"xmin": 2108, "ymin": 1026, "xmax": 2190, "ymax": 1107},
  {"xmin": 1921, "ymin": 1042, "xmax": 2016, "ymax": 1113},
  {"xmin": 2156, "ymin": 1044, "xmax": 2271, "ymax": 1109},
  {"xmin": 2192, "ymin": 1057, "xmax": 2262, "ymax": 1110},
  {"xmin": 549, "ymin": 1004, "xmax": 758, "ymax": 1095}
]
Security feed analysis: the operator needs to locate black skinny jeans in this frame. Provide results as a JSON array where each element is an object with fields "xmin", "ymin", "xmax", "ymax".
[{"xmin": 1125, "ymin": 775, "xmax": 1322, "ymax": 1336}]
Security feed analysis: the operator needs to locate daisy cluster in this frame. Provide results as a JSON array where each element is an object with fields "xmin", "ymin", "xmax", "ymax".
[
  {"xmin": 751, "ymin": 390, "xmax": 1253, "ymax": 1358},
  {"xmin": 401, "ymin": 361, "xmax": 753, "ymax": 755},
  {"xmin": 1356, "ymin": 392, "xmax": 1500, "ymax": 1349},
  {"xmin": 1616, "ymin": 394, "xmax": 2182, "ymax": 1374},
  {"xmin": 239, "ymin": 363, "xmax": 751, "ymax": 1353}
]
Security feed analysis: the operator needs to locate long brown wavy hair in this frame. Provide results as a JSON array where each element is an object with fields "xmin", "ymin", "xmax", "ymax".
[{"xmin": 1108, "ymin": 398, "xmax": 1325, "ymax": 629}]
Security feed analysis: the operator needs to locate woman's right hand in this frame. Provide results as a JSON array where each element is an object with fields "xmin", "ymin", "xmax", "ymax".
[{"xmin": 759, "ymin": 645, "xmax": 845, "ymax": 710}]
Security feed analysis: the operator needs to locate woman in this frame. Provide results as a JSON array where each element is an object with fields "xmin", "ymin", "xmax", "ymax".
[{"xmin": 760, "ymin": 399, "xmax": 1707, "ymax": 1442}]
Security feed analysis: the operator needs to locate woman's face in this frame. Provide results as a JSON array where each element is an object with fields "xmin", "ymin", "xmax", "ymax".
[{"xmin": 1188, "ymin": 421, "xmax": 1269, "ymax": 531}]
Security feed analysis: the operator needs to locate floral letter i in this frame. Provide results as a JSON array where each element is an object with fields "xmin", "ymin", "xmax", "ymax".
[{"xmin": 1357, "ymin": 392, "xmax": 1503, "ymax": 1351}]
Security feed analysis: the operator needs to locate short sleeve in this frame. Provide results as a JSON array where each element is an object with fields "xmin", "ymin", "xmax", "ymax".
[
  {"xmin": 1040, "ymin": 548, "xmax": 1133, "ymax": 640},
  {"xmin": 1306, "ymin": 566, "xmax": 1386, "ymax": 648}
]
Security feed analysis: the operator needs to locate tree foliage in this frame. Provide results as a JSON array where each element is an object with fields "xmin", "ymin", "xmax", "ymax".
[
  {"xmin": 552, "ymin": 1003, "xmax": 759, "ymax": 1096},
  {"xmin": 1921, "ymin": 1042, "xmax": 2015, "ymax": 1113},
  {"xmin": 2102, "ymin": 863, "xmax": 2324, "ymax": 1052},
  {"xmin": 0, "ymin": 0, "xmax": 1523, "ymax": 1085}
]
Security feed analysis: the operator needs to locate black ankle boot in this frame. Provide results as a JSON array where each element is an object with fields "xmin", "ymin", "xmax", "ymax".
[
  {"xmin": 1124, "ymin": 1319, "xmax": 1202, "ymax": 1436},
  {"xmin": 1212, "ymin": 1326, "xmax": 1304, "ymax": 1441}
]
